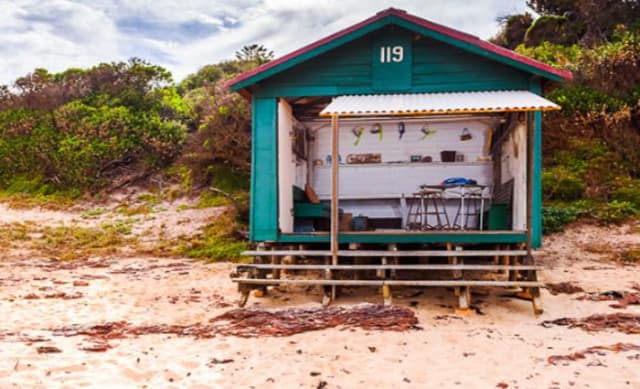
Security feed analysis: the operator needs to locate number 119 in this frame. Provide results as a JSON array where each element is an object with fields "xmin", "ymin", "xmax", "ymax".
[{"xmin": 380, "ymin": 46, "xmax": 404, "ymax": 63}]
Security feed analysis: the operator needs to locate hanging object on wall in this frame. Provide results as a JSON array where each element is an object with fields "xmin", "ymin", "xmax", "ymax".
[
  {"xmin": 347, "ymin": 153, "xmax": 382, "ymax": 164},
  {"xmin": 370, "ymin": 123, "xmax": 383, "ymax": 140},
  {"xmin": 397, "ymin": 122, "xmax": 406, "ymax": 139},
  {"xmin": 313, "ymin": 159, "xmax": 323, "ymax": 166},
  {"xmin": 352, "ymin": 126, "xmax": 365, "ymax": 146},
  {"xmin": 460, "ymin": 127, "xmax": 472, "ymax": 141},
  {"xmin": 478, "ymin": 127, "xmax": 493, "ymax": 161},
  {"xmin": 420, "ymin": 124, "xmax": 437, "ymax": 140}
]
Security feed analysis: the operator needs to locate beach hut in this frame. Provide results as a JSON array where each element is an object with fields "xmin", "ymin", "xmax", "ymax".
[{"xmin": 227, "ymin": 8, "xmax": 571, "ymax": 313}]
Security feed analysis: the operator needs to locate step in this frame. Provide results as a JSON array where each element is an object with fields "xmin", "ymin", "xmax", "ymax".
[
  {"xmin": 242, "ymin": 249, "xmax": 528, "ymax": 257},
  {"xmin": 231, "ymin": 278, "xmax": 544, "ymax": 288},
  {"xmin": 236, "ymin": 264, "xmax": 541, "ymax": 271}
]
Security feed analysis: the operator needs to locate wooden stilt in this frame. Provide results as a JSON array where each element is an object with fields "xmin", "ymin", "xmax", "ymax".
[
  {"xmin": 322, "ymin": 256, "xmax": 332, "ymax": 306},
  {"xmin": 349, "ymin": 243, "xmax": 361, "ymax": 281},
  {"xmin": 501, "ymin": 244, "xmax": 510, "ymax": 276},
  {"xmin": 271, "ymin": 245, "xmax": 281, "ymax": 281},
  {"xmin": 449, "ymin": 243, "xmax": 473, "ymax": 315},
  {"xmin": 382, "ymin": 284, "xmax": 392, "ymax": 306},
  {"xmin": 389, "ymin": 243, "xmax": 398, "ymax": 280},
  {"xmin": 525, "ymin": 253, "xmax": 543, "ymax": 314},
  {"xmin": 254, "ymin": 243, "xmax": 269, "ymax": 297},
  {"xmin": 455, "ymin": 286, "xmax": 473, "ymax": 316},
  {"xmin": 238, "ymin": 289, "xmax": 250, "ymax": 307},
  {"xmin": 447, "ymin": 243, "xmax": 456, "ymax": 295}
]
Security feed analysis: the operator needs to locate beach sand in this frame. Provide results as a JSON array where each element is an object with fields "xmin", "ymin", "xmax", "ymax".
[{"xmin": 1, "ymin": 203, "xmax": 639, "ymax": 388}]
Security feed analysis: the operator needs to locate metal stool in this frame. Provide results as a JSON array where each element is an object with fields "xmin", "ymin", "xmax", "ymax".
[
  {"xmin": 406, "ymin": 188, "xmax": 450, "ymax": 230},
  {"xmin": 450, "ymin": 186, "xmax": 485, "ymax": 230}
]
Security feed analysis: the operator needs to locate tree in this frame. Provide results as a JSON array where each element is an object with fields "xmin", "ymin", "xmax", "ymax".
[
  {"xmin": 493, "ymin": 13, "xmax": 534, "ymax": 49},
  {"xmin": 494, "ymin": 0, "xmax": 640, "ymax": 48},
  {"xmin": 234, "ymin": 44, "xmax": 274, "ymax": 65}
]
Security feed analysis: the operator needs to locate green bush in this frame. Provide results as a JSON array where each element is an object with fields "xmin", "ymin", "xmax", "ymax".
[
  {"xmin": 547, "ymin": 86, "xmax": 627, "ymax": 116},
  {"xmin": 179, "ymin": 208, "xmax": 248, "ymax": 261},
  {"xmin": 542, "ymin": 205, "xmax": 579, "ymax": 234},
  {"xmin": 592, "ymin": 200, "xmax": 638, "ymax": 224},
  {"xmin": 0, "ymin": 60, "xmax": 188, "ymax": 193},
  {"xmin": 542, "ymin": 166, "xmax": 586, "ymax": 201},
  {"xmin": 515, "ymin": 41, "xmax": 582, "ymax": 68},
  {"xmin": 611, "ymin": 178, "xmax": 640, "ymax": 208}
]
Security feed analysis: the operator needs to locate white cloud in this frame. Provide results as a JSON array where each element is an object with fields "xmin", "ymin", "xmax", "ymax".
[{"xmin": 0, "ymin": 0, "xmax": 529, "ymax": 85}]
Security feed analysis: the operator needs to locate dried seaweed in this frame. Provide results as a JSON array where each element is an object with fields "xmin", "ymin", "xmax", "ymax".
[
  {"xmin": 36, "ymin": 346, "xmax": 61, "ymax": 354},
  {"xmin": 541, "ymin": 313, "xmax": 640, "ymax": 334},
  {"xmin": 80, "ymin": 342, "xmax": 112, "ymax": 352},
  {"xmin": 208, "ymin": 304, "xmax": 420, "ymax": 337},
  {"xmin": 546, "ymin": 282, "xmax": 584, "ymax": 295},
  {"xmin": 22, "ymin": 291, "xmax": 83, "ymax": 300},
  {"xmin": 548, "ymin": 343, "xmax": 640, "ymax": 365},
  {"xmin": 576, "ymin": 291, "xmax": 640, "ymax": 309},
  {"xmin": 49, "ymin": 304, "xmax": 418, "ymax": 345},
  {"xmin": 0, "ymin": 305, "xmax": 421, "ymax": 353}
]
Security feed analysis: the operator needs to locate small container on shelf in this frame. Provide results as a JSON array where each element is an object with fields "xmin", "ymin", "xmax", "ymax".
[{"xmin": 440, "ymin": 150, "xmax": 456, "ymax": 162}]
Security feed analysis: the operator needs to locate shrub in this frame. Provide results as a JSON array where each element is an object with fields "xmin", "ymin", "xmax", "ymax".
[
  {"xmin": 542, "ymin": 166, "xmax": 585, "ymax": 201},
  {"xmin": 179, "ymin": 208, "xmax": 248, "ymax": 261},
  {"xmin": 547, "ymin": 86, "xmax": 627, "ymax": 116},
  {"xmin": 592, "ymin": 200, "xmax": 637, "ymax": 224},
  {"xmin": 542, "ymin": 205, "xmax": 579, "ymax": 234},
  {"xmin": 515, "ymin": 41, "xmax": 582, "ymax": 68},
  {"xmin": 611, "ymin": 178, "xmax": 640, "ymax": 208},
  {"xmin": 0, "ymin": 60, "xmax": 188, "ymax": 193}
]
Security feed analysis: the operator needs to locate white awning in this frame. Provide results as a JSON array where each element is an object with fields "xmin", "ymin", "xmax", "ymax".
[{"xmin": 319, "ymin": 90, "xmax": 560, "ymax": 117}]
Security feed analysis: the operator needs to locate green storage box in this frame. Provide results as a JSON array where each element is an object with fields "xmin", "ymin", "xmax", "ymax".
[
  {"xmin": 294, "ymin": 202, "xmax": 331, "ymax": 218},
  {"xmin": 484, "ymin": 203, "xmax": 510, "ymax": 230}
]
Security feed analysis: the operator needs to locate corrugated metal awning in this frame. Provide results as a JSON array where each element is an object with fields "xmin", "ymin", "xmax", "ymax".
[{"xmin": 319, "ymin": 90, "xmax": 560, "ymax": 117}]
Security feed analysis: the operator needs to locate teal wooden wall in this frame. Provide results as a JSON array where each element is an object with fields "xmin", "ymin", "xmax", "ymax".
[
  {"xmin": 529, "ymin": 79, "xmax": 543, "ymax": 248},
  {"xmin": 254, "ymin": 25, "xmax": 530, "ymax": 98},
  {"xmin": 248, "ymin": 24, "xmax": 542, "ymax": 245},
  {"xmin": 250, "ymin": 98, "xmax": 278, "ymax": 241}
]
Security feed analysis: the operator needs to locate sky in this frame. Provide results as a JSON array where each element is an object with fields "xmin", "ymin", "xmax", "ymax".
[{"xmin": 0, "ymin": 0, "xmax": 530, "ymax": 85}]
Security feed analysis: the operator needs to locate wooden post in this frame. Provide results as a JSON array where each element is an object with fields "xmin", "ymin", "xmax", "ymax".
[
  {"xmin": 526, "ymin": 111, "xmax": 534, "ymax": 253},
  {"xmin": 330, "ymin": 114, "xmax": 339, "ymax": 264},
  {"xmin": 525, "ymin": 112, "xmax": 543, "ymax": 313},
  {"xmin": 330, "ymin": 114, "xmax": 340, "ymax": 300}
]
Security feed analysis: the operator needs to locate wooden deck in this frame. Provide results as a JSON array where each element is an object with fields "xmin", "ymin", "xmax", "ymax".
[{"xmin": 232, "ymin": 241, "xmax": 543, "ymax": 314}]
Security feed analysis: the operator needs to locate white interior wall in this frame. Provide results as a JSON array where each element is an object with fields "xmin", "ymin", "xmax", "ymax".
[
  {"xmin": 306, "ymin": 118, "xmax": 494, "ymax": 199},
  {"xmin": 303, "ymin": 117, "xmax": 496, "ymax": 228},
  {"xmin": 309, "ymin": 119, "xmax": 491, "ymax": 164},
  {"xmin": 500, "ymin": 118, "xmax": 528, "ymax": 230},
  {"xmin": 277, "ymin": 100, "xmax": 295, "ymax": 233}
]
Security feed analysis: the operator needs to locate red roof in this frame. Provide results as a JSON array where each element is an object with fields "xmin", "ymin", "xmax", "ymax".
[{"xmin": 228, "ymin": 8, "xmax": 572, "ymax": 90}]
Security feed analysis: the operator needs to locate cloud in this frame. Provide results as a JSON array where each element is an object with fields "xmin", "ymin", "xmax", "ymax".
[{"xmin": 0, "ymin": 0, "xmax": 529, "ymax": 85}]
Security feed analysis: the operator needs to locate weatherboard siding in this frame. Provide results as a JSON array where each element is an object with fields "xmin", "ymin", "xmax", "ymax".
[
  {"xmin": 254, "ymin": 25, "xmax": 530, "ymax": 98},
  {"xmin": 251, "ymin": 97, "xmax": 278, "ymax": 241}
]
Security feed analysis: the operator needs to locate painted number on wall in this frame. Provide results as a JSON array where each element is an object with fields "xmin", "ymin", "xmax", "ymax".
[{"xmin": 379, "ymin": 46, "xmax": 404, "ymax": 63}]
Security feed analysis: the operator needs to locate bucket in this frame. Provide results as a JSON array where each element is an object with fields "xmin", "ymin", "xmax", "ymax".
[{"xmin": 352, "ymin": 215, "xmax": 369, "ymax": 231}]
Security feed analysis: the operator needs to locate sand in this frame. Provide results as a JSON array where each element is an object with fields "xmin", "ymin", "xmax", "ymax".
[{"xmin": 1, "ymin": 203, "xmax": 639, "ymax": 388}]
